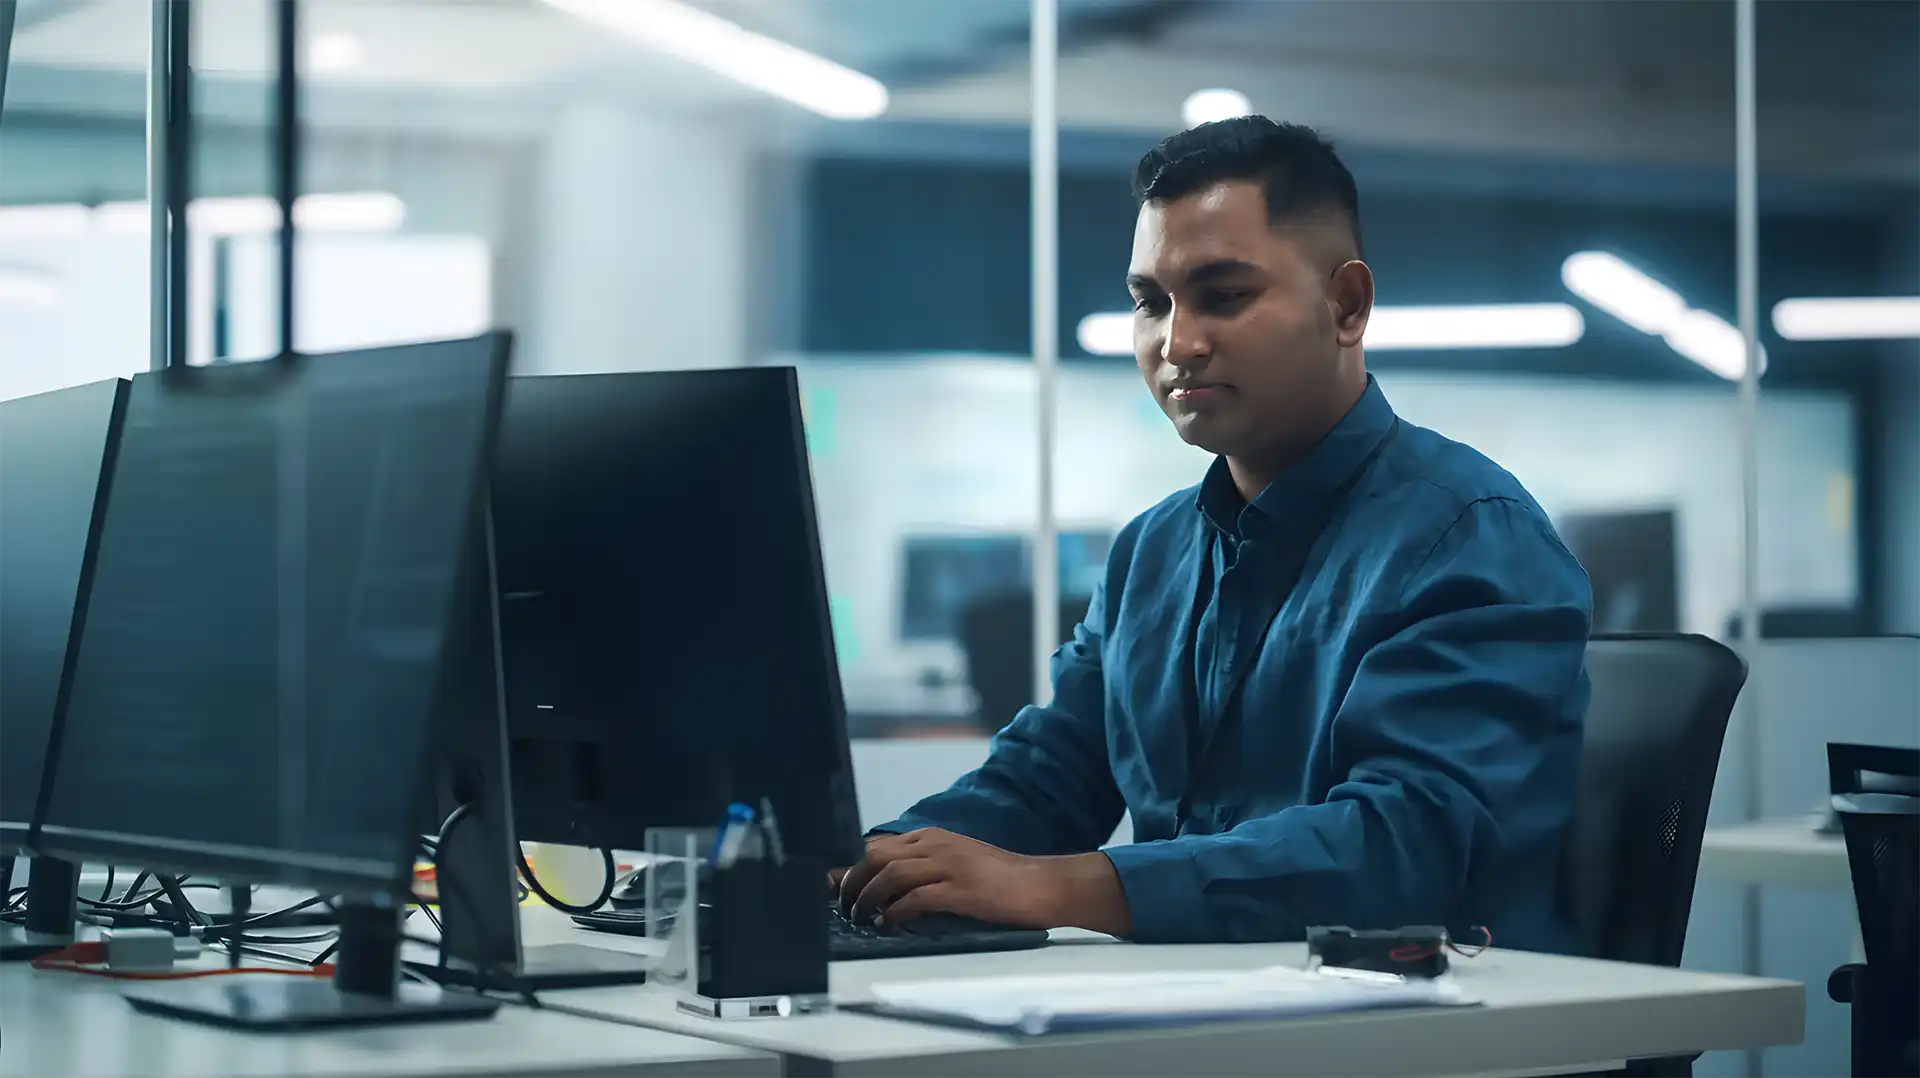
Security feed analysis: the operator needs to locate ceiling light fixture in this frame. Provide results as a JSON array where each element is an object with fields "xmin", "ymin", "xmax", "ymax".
[
  {"xmin": 0, "ymin": 203, "xmax": 91, "ymax": 239},
  {"xmin": 306, "ymin": 32, "xmax": 365, "ymax": 75},
  {"xmin": 1182, "ymin": 88, "xmax": 1252, "ymax": 128},
  {"xmin": 538, "ymin": 0, "xmax": 888, "ymax": 120},
  {"xmin": 92, "ymin": 193, "xmax": 406, "ymax": 235},
  {"xmin": 1075, "ymin": 302, "xmax": 1585, "ymax": 358},
  {"xmin": 1561, "ymin": 251, "xmax": 1761, "ymax": 380},
  {"xmin": 1771, "ymin": 296, "xmax": 1920, "ymax": 341}
]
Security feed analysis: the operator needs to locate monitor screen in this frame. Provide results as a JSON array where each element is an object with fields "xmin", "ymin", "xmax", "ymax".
[
  {"xmin": 0, "ymin": 378, "xmax": 127, "ymax": 849},
  {"xmin": 899, "ymin": 530, "xmax": 1113, "ymax": 642},
  {"xmin": 34, "ymin": 336, "xmax": 507, "ymax": 892}
]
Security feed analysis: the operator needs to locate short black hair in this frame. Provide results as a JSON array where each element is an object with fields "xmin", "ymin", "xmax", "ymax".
[{"xmin": 1131, "ymin": 117, "xmax": 1362, "ymax": 258}]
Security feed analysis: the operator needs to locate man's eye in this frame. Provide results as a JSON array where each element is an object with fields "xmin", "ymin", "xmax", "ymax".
[
  {"xmin": 1202, "ymin": 290, "xmax": 1252, "ymax": 311},
  {"xmin": 1132, "ymin": 296, "xmax": 1168, "ymax": 315}
]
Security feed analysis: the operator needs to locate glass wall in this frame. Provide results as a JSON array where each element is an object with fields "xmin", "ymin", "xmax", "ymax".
[{"xmin": 1746, "ymin": 4, "xmax": 1919, "ymax": 1076}]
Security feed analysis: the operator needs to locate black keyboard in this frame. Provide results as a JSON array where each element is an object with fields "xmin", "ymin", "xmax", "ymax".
[{"xmin": 571, "ymin": 903, "xmax": 1050, "ymax": 961}]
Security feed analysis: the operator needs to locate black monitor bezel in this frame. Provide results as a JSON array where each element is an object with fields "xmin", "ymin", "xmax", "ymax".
[{"xmin": 27, "ymin": 334, "xmax": 511, "ymax": 898}]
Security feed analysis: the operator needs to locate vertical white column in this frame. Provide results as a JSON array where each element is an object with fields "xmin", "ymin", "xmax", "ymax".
[
  {"xmin": 1030, "ymin": 0, "xmax": 1060, "ymax": 707},
  {"xmin": 521, "ymin": 102, "xmax": 750, "ymax": 375}
]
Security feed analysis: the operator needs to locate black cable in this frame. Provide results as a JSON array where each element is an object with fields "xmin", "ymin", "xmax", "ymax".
[
  {"xmin": 154, "ymin": 874, "xmax": 205, "ymax": 928},
  {"xmin": 95, "ymin": 863, "xmax": 115, "ymax": 904},
  {"xmin": 514, "ymin": 846, "xmax": 616, "ymax": 915},
  {"xmin": 309, "ymin": 939, "xmax": 340, "ymax": 967},
  {"xmin": 77, "ymin": 870, "xmax": 161, "ymax": 911},
  {"xmin": 196, "ymin": 894, "xmax": 335, "ymax": 941}
]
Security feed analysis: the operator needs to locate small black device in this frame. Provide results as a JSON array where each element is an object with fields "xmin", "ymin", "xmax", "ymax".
[
  {"xmin": 31, "ymin": 335, "xmax": 511, "ymax": 1029},
  {"xmin": 1306, "ymin": 925, "xmax": 1453, "ymax": 980},
  {"xmin": 571, "ymin": 902, "xmax": 1050, "ymax": 962},
  {"xmin": 0, "ymin": 378, "xmax": 130, "ymax": 958}
]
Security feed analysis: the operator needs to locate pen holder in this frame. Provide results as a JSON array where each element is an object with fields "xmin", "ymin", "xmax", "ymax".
[{"xmin": 642, "ymin": 826, "xmax": 830, "ymax": 1019}]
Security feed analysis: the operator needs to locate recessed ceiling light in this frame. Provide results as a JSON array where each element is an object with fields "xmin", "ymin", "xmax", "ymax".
[
  {"xmin": 1182, "ymin": 88, "xmax": 1252, "ymax": 129},
  {"xmin": 307, "ymin": 32, "xmax": 364, "ymax": 74}
]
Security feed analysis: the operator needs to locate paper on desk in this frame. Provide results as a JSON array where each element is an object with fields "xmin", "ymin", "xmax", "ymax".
[{"xmin": 858, "ymin": 965, "xmax": 1477, "ymax": 1035}]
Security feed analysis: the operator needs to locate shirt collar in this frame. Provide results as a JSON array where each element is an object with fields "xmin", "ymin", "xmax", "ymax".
[{"xmin": 1195, "ymin": 374, "xmax": 1398, "ymax": 543}]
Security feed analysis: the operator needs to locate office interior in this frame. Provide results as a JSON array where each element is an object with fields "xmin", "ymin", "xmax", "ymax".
[{"xmin": 0, "ymin": 1, "xmax": 1915, "ymax": 1076}]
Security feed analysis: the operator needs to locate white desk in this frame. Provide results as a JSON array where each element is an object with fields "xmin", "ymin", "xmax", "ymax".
[
  {"xmin": 524, "ymin": 910, "xmax": 1804, "ymax": 1077},
  {"xmin": 0, "ymin": 959, "xmax": 775, "ymax": 1078},
  {"xmin": 1698, "ymin": 816, "xmax": 1852, "ymax": 891}
]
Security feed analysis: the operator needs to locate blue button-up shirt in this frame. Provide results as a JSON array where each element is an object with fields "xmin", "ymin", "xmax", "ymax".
[{"xmin": 883, "ymin": 376, "xmax": 1593, "ymax": 953}]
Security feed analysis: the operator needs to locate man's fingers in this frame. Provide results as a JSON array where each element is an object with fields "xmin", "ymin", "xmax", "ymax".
[
  {"xmin": 826, "ymin": 867, "xmax": 847, "ymax": 894},
  {"xmin": 878, "ymin": 882, "xmax": 959, "ymax": 926},
  {"xmin": 850, "ymin": 857, "xmax": 944, "ymax": 925},
  {"xmin": 836, "ymin": 859, "xmax": 878, "ymax": 912}
]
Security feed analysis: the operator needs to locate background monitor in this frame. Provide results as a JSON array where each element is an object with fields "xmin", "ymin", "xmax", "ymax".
[
  {"xmin": 488, "ymin": 367, "xmax": 860, "ymax": 866},
  {"xmin": 899, "ymin": 529, "xmax": 1112, "ymax": 642},
  {"xmin": 1558, "ymin": 509, "xmax": 1681, "ymax": 633},
  {"xmin": 32, "ymin": 336, "xmax": 508, "ymax": 896},
  {"xmin": 0, "ymin": 378, "xmax": 127, "ymax": 851}
]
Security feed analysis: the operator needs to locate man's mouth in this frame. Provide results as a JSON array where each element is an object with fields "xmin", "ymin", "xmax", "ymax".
[{"xmin": 1168, "ymin": 384, "xmax": 1226, "ymax": 402}]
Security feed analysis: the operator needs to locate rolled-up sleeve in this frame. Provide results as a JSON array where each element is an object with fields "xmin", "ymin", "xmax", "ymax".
[
  {"xmin": 1103, "ymin": 497, "xmax": 1591, "ymax": 943},
  {"xmin": 877, "ymin": 581, "xmax": 1127, "ymax": 857}
]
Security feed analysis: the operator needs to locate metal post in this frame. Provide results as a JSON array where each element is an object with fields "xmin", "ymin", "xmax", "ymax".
[
  {"xmin": 163, "ymin": 0, "xmax": 192, "ymax": 371},
  {"xmin": 1029, "ymin": 0, "xmax": 1060, "ymax": 709},
  {"xmin": 273, "ymin": 0, "xmax": 298, "ymax": 357},
  {"xmin": 0, "ymin": 1, "xmax": 18, "ymax": 111},
  {"xmin": 1733, "ymin": 5, "xmax": 1766, "ymax": 1073},
  {"xmin": 147, "ymin": 0, "xmax": 169, "ymax": 372}
]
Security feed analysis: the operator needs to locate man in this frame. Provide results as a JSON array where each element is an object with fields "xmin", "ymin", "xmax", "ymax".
[{"xmin": 836, "ymin": 117, "xmax": 1593, "ymax": 953}]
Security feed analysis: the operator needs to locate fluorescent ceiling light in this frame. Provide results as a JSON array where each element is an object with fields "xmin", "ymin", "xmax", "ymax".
[
  {"xmin": 93, "ymin": 193, "xmax": 405, "ymax": 235},
  {"xmin": 1562, "ymin": 250, "xmax": 1762, "ymax": 380},
  {"xmin": 1183, "ymin": 88, "xmax": 1252, "ymax": 128},
  {"xmin": 307, "ymin": 32, "xmax": 364, "ymax": 74},
  {"xmin": 1076, "ymin": 303, "xmax": 1585, "ymax": 357},
  {"xmin": 1363, "ymin": 304, "xmax": 1584, "ymax": 350},
  {"xmin": 539, "ymin": 0, "xmax": 888, "ymax": 120},
  {"xmin": 0, "ymin": 268, "xmax": 61, "ymax": 308},
  {"xmin": 1772, "ymin": 296, "xmax": 1920, "ymax": 341},
  {"xmin": 1077, "ymin": 312, "xmax": 1132, "ymax": 356},
  {"xmin": 0, "ymin": 203, "xmax": 91, "ymax": 239},
  {"xmin": 1560, "ymin": 251, "xmax": 1685, "ymax": 335}
]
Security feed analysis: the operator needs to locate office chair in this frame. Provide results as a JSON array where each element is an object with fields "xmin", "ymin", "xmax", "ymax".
[
  {"xmin": 1559, "ymin": 633, "xmax": 1747, "ymax": 1078},
  {"xmin": 957, "ymin": 590, "xmax": 1092, "ymax": 736},
  {"xmin": 1825, "ymin": 744, "xmax": 1920, "ymax": 1078}
]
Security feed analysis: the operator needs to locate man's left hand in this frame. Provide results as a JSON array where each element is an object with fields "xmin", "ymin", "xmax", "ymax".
[{"xmin": 840, "ymin": 828, "xmax": 1131, "ymax": 935}]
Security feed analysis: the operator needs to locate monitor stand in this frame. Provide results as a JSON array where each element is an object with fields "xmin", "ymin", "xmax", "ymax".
[
  {"xmin": 404, "ymin": 506, "xmax": 650, "ymax": 994},
  {"xmin": 122, "ymin": 903, "xmax": 498, "ymax": 1030},
  {"xmin": 1, "ymin": 856, "xmax": 79, "ymax": 962}
]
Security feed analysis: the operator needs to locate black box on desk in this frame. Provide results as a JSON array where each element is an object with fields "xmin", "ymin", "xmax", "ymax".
[{"xmin": 700, "ymin": 855, "xmax": 828, "ymax": 1000}]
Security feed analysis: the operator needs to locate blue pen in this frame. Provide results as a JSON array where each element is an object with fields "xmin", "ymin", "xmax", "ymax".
[{"xmin": 712, "ymin": 802, "xmax": 756, "ymax": 868}]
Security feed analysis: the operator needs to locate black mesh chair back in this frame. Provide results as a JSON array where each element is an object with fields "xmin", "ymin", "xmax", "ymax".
[
  {"xmin": 1826, "ymin": 743, "xmax": 1920, "ymax": 1077},
  {"xmin": 1560, "ymin": 633, "xmax": 1747, "ymax": 967}
]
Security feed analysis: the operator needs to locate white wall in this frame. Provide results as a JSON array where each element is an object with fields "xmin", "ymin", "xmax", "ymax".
[{"xmin": 792, "ymin": 357, "xmax": 1859, "ymax": 696}]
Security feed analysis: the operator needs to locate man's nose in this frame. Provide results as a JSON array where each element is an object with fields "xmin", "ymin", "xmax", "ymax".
[{"xmin": 1160, "ymin": 305, "xmax": 1210, "ymax": 368}]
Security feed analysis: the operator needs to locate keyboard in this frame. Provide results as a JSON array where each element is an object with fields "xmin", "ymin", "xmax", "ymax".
[{"xmin": 571, "ymin": 903, "xmax": 1050, "ymax": 961}]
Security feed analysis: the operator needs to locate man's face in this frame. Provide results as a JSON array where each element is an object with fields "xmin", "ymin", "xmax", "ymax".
[{"xmin": 1126, "ymin": 181, "xmax": 1358, "ymax": 460}]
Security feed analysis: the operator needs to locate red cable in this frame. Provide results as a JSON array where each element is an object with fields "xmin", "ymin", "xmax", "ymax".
[{"xmin": 31, "ymin": 942, "xmax": 334, "ymax": 981}]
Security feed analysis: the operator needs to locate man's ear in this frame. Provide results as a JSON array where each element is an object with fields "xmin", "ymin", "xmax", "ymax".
[{"xmin": 1327, "ymin": 260, "xmax": 1375, "ymax": 349}]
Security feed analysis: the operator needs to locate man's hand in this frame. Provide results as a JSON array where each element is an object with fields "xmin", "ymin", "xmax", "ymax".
[{"xmin": 831, "ymin": 828, "xmax": 1132, "ymax": 936}]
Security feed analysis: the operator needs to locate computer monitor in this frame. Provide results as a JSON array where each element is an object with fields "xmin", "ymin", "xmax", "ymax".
[
  {"xmin": 426, "ymin": 367, "xmax": 860, "ymax": 990},
  {"xmin": 0, "ymin": 378, "xmax": 129, "ymax": 951},
  {"xmin": 491, "ymin": 367, "xmax": 859, "ymax": 862},
  {"xmin": 31, "ymin": 335, "xmax": 510, "ymax": 1028},
  {"xmin": 1558, "ymin": 509, "xmax": 1680, "ymax": 633},
  {"xmin": 900, "ymin": 530, "xmax": 1113, "ymax": 642}
]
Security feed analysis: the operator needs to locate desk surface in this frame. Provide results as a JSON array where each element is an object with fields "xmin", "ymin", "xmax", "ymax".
[
  {"xmin": 0, "ymin": 959, "xmax": 775, "ymax": 1078},
  {"xmin": 525, "ymin": 910, "xmax": 1804, "ymax": 1078},
  {"xmin": 1699, "ymin": 816, "xmax": 1852, "ymax": 890}
]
